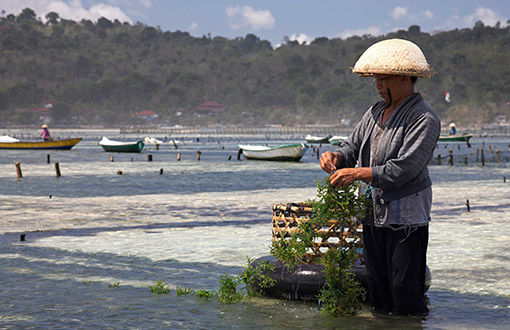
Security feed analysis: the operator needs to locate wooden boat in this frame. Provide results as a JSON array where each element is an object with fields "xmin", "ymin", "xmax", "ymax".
[
  {"xmin": 438, "ymin": 134, "xmax": 472, "ymax": 142},
  {"xmin": 328, "ymin": 135, "xmax": 348, "ymax": 146},
  {"xmin": 99, "ymin": 137, "xmax": 144, "ymax": 153},
  {"xmin": 238, "ymin": 143, "xmax": 307, "ymax": 161},
  {"xmin": 305, "ymin": 134, "xmax": 331, "ymax": 144},
  {"xmin": 0, "ymin": 136, "xmax": 82, "ymax": 150}
]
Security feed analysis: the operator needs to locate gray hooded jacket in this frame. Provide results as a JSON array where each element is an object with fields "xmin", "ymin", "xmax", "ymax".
[{"xmin": 337, "ymin": 93, "xmax": 441, "ymax": 224}]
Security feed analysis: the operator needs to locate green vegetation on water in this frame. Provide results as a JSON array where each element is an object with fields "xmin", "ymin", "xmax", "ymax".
[{"xmin": 271, "ymin": 178, "xmax": 370, "ymax": 316}]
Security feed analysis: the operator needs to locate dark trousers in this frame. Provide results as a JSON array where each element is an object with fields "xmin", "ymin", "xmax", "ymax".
[{"xmin": 363, "ymin": 224, "xmax": 429, "ymax": 316}]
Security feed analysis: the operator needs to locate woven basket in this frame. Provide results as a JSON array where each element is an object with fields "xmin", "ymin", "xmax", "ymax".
[{"xmin": 272, "ymin": 202, "xmax": 364, "ymax": 264}]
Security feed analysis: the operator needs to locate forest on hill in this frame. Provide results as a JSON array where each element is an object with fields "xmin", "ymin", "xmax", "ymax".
[{"xmin": 0, "ymin": 8, "xmax": 509, "ymax": 127}]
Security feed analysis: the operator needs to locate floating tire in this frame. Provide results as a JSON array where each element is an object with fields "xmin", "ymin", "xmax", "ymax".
[{"xmin": 250, "ymin": 255, "xmax": 431, "ymax": 301}]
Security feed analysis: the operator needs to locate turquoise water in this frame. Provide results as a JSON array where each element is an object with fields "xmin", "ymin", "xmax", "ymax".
[{"xmin": 1, "ymin": 130, "xmax": 509, "ymax": 328}]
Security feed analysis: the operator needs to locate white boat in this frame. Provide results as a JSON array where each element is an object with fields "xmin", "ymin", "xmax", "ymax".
[
  {"xmin": 143, "ymin": 136, "xmax": 165, "ymax": 145},
  {"xmin": 328, "ymin": 135, "xmax": 348, "ymax": 146},
  {"xmin": 305, "ymin": 134, "xmax": 331, "ymax": 144},
  {"xmin": 238, "ymin": 143, "xmax": 307, "ymax": 161}
]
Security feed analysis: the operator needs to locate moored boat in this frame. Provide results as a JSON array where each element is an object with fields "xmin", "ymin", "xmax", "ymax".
[
  {"xmin": 305, "ymin": 134, "xmax": 331, "ymax": 144},
  {"xmin": 328, "ymin": 135, "xmax": 348, "ymax": 146},
  {"xmin": 0, "ymin": 136, "xmax": 82, "ymax": 150},
  {"xmin": 238, "ymin": 143, "xmax": 307, "ymax": 161},
  {"xmin": 438, "ymin": 134, "xmax": 472, "ymax": 142},
  {"xmin": 99, "ymin": 137, "xmax": 144, "ymax": 153}
]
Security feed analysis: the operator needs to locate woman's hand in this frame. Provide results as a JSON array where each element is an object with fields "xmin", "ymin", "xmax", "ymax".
[
  {"xmin": 330, "ymin": 167, "xmax": 373, "ymax": 188},
  {"xmin": 320, "ymin": 151, "xmax": 340, "ymax": 174}
]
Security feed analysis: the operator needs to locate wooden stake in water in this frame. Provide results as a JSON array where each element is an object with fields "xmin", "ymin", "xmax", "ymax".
[
  {"xmin": 47, "ymin": 154, "xmax": 51, "ymax": 164},
  {"xmin": 110, "ymin": 156, "xmax": 114, "ymax": 162},
  {"xmin": 448, "ymin": 150, "xmax": 453, "ymax": 166},
  {"xmin": 437, "ymin": 153, "xmax": 442, "ymax": 165},
  {"xmin": 466, "ymin": 199, "xmax": 470, "ymax": 212},
  {"xmin": 196, "ymin": 151, "xmax": 201, "ymax": 161},
  {"xmin": 15, "ymin": 162, "xmax": 22, "ymax": 178},
  {"xmin": 177, "ymin": 153, "xmax": 181, "ymax": 161},
  {"xmin": 55, "ymin": 162, "xmax": 61, "ymax": 177},
  {"xmin": 148, "ymin": 154, "xmax": 153, "ymax": 162},
  {"xmin": 496, "ymin": 150, "xmax": 501, "ymax": 163},
  {"xmin": 159, "ymin": 168, "xmax": 163, "ymax": 175}
]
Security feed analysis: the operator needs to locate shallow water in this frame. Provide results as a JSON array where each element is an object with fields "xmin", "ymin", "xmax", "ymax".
[{"xmin": 1, "ymin": 131, "xmax": 509, "ymax": 328}]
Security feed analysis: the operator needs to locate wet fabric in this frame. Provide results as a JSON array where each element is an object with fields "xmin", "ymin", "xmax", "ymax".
[{"xmin": 363, "ymin": 224, "xmax": 429, "ymax": 316}]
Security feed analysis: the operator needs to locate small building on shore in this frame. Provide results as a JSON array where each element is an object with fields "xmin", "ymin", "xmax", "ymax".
[{"xmin": 195, "ymin": 101, "xmax": 226, "ymax": 117}]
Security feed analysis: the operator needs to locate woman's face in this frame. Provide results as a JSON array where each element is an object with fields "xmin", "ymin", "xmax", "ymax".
[{"xmin": 374, "ymin": 74, "xmax": 399, "ymax": 104}]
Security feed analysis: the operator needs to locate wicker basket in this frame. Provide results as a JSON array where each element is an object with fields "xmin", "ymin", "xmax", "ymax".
[{"xmin": 272, "ymin": 202, "xmax": 364, "ymax": 264}]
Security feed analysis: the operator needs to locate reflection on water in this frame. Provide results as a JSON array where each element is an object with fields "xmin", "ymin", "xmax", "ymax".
[{"xmin": 0, "ymin": 133, "xmax": 509, "ymax": 328}]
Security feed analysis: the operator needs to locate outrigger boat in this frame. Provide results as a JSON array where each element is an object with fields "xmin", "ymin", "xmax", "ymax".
[
  {"xmin": 99, "ymin": 137, "xmax": 144, "ymax": 153},
  {"xmin": 0, "ymin": 136, "xmax": 82, "ymax": 150},
  {"xmin": 238, "ymin": 143, "xmax": 307, "ymax": 161}
]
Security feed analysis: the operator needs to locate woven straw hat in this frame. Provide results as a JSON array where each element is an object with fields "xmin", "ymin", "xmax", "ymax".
[
  {"xmin": 352, "ymin": 38, "xmax": 432, "ymax": 78},
  {"xmin": 42, "ymin": 124, "xmax": 48, "ymax": 128}
]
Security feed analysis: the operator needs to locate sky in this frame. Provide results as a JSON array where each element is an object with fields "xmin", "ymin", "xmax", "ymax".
[{"xmin": 1, "ymin": 0, "xmax": 509, "ymax": 46}]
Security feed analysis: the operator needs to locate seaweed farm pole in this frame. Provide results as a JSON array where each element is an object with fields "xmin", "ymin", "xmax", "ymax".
[
  {"xmin": 177, "ymin": 152, "xmax": 181, "ymax": 161},
  {"xmin": 476, "ymin": 149, "xmax": 479, "ymax": 162},
  {"xmin": 466, "ymin": 199, "xmax": 471, "ymax": 212},
  {"xmin": 147, "ymin": 154, "xmax": 153, "ymax": 162},
  {"xmin": 448, "ymin": 149, "xmax": 453, "ymax": 166},
  {"xmin": 47, "ymin": 154, "xmax": 51, "ymax": 164},
  {"xmin": 496, "ymin": 150, "xmax": 501, "ymax": 163},
  {"xmin": 196, "ymin": 151, "xmax": 201, "ymax": 161},
  {"xmin": 481, "ymin": 149, "xmax": 485, "ymax": 166},
  {"xmin": 437, "ymin": 153, "xmax": 442, "ymax": 165},
  {"xmin": 15, "ymin": 162, "xmax": 22, "ymax": 178},
  {"xmin": 54, "ymin": 162, "xmax": 61, "ymax": 177}
]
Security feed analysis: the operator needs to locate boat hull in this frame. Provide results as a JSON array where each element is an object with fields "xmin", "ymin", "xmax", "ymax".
[
  {"xmin": 100, "ymin": 140, "xmax": 144, "ymax": 153},
  {"xmin": 438, "ymin": 134, "xmax": 472, "ymax": 142},
  {"xmin": 0, "ymin": 138, "xmax": 82, "ymax": 150},
  {"xmin": 239, "ymin": 144, "xmax": 307, "ymax": 161},
  {"xmin": 305, "ymin": 135, "xmax": 331, "ymax": 144}
]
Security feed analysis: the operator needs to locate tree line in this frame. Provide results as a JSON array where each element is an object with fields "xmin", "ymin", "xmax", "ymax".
[{"xmin": 0, "ymin": 7, "xmax": 509, "ymax": 127}]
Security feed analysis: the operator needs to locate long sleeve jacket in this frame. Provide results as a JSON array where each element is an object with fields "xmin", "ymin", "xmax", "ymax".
[{"xmin": 337, "ymin": 93, "xmax": 441, "ymax": 204}]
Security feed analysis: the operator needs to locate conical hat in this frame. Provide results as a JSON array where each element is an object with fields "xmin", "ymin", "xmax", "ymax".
[{"xmin": 352, "ymin": 39, "xmax": 432, "ymax": 78}]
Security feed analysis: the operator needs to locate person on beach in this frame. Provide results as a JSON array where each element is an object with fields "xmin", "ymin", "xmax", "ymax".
[
  {"xmin": 319, "ymin": 39, "xmax": 441, "ymax": 316},
  {"xmin": 40, "ymin": 124, "xmax": 51, "ymax": 141}
]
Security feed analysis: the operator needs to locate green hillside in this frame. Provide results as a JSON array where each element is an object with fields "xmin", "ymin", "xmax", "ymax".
[{"xmin": 1, "ymin": 8, "xmax": 509, "ymax": 127}]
